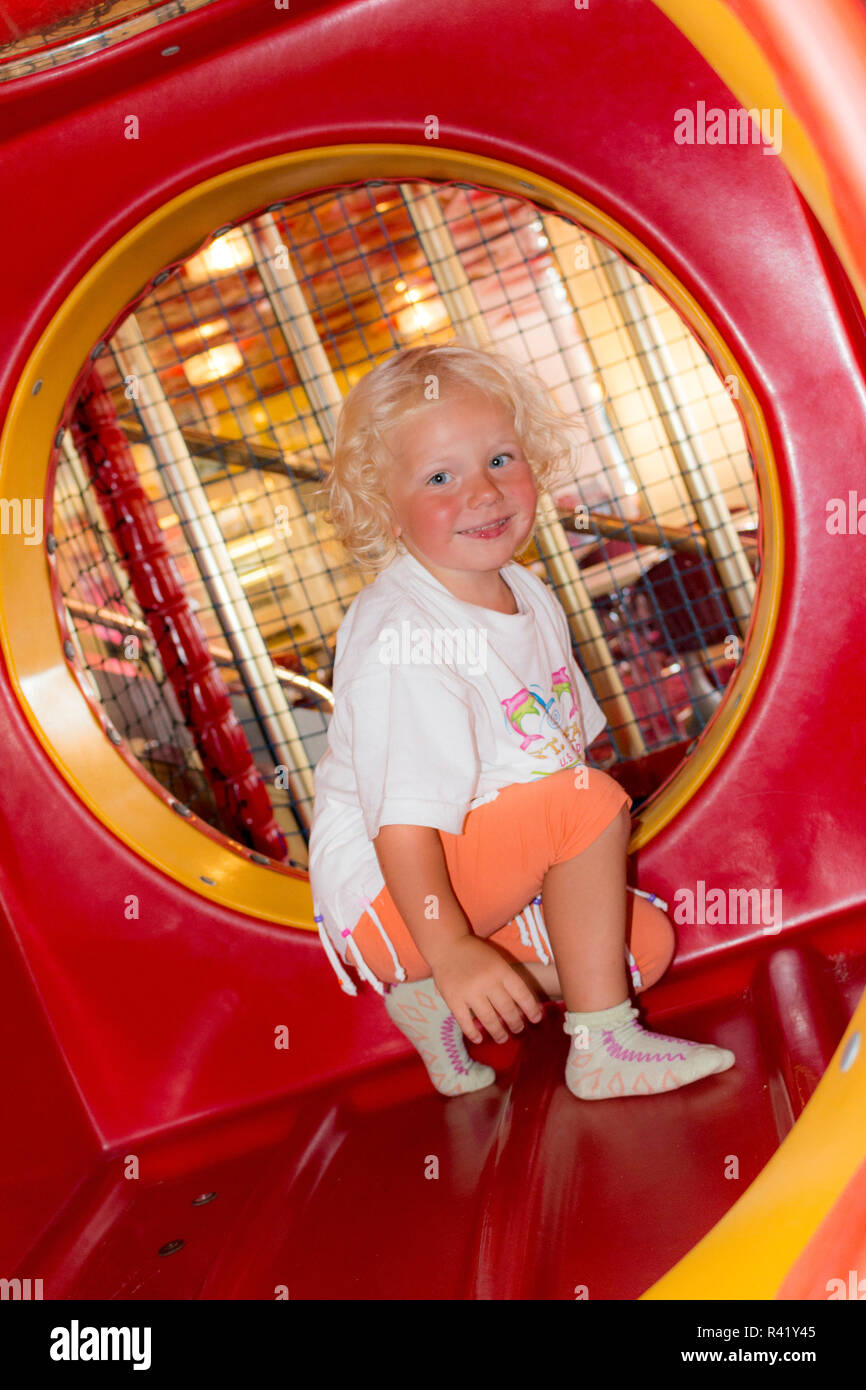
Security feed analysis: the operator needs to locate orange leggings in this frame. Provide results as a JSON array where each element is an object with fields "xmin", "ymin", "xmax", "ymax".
[{"xmin": 347, "ymin": 766, "xmax": 675, "ymax": 991}]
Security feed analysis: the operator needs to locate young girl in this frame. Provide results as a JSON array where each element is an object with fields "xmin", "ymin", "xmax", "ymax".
[{"xmin": 309, "ymin": 341, "xmax": 735, "ymax": 1100}]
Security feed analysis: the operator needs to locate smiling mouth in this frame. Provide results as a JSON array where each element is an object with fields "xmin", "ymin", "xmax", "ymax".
[{"xmin": 459, "ymin": 514, "xmax": 515, "ymax": 536}]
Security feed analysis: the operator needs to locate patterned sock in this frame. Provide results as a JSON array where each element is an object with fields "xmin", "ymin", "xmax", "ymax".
[
  {"xmin": 384, "ymin": 977, "xmax": 497, "ymax": 1097},
  {"xmin": 563, "ymin": 998, "xmax": 735, "ymax": 1100}
]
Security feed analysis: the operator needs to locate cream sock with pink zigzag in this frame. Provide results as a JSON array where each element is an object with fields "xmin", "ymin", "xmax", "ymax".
[
  {"xmin": 564, "ymin": 998, "xmax": 735, "ymax": 1100},
  {"xmin": 384, "ymin": 977, "xmax": 497, "ymax": 1096}
]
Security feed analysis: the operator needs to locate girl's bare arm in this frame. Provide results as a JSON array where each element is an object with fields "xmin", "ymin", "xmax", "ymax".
[
  {"xmin": 373, "ymin": 823, "xmax": 543, "ymax": 1041},
  {"xmin": 372, "ymin": 823, "xmax": 472, "ymax": 969}
]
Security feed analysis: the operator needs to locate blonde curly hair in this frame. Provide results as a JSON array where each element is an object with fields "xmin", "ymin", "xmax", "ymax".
[{"xmin": 315, "ymin": 339, "xmax": 588, "ymax": 574}]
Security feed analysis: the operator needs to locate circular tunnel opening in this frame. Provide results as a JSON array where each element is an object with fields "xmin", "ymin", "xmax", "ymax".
[{"xmin": 48, "ymin": 174, "xmax": 766, "ymax": 878}]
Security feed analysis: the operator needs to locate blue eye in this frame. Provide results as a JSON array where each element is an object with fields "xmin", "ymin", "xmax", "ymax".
[{"xmin": 426, "ymin": 453, "xmax": 513, "ymax": 485}]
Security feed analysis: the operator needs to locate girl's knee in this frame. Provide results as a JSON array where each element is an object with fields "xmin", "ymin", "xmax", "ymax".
[
  {"xmin": 585, "ymin": 769, "xmax": 633, "ymax": 833},
  {"xmin": 632, "ymin": 901, "xmax": 676, "ymax": 990},
  {"xmin": 603, "ymin": 800, "xmax": 632, "ymax": 845},
  {"xmin": 657, "ymin": 913, "xmax": 676, "ymax": 971}
]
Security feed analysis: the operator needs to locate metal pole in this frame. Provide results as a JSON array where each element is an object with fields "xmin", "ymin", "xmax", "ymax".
[
  {"xmin": 536, "ymin": 216, "xmax": 651, "ymax": 518},
  {"xmin": 245, "ymin": 212, "xmax": 345, "ymax": 448},
  {"xmin": 595, "ymin": 247, "xmax": 755, "ymax": 639},
  {"xmin": 112, "ymin": 315, "xmax": 316, "ymax": 830},
  {"xmin": 534, "ymin": 491, "xmax": 647, "ymax": 758},
  {"xmin": 404, "ymin": 190, "xmax": 492, "ymax": 346},
  {"xmin": 240, "ymin": 214, "xmax": 361, "ymax": 654}
]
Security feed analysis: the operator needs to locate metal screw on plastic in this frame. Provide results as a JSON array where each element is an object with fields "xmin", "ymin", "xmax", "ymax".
[
  {"xmin": 55, "ymin": 429, "xmax": 65, "ymax": 447},
  {"xmin": 170, "ymin": 801, "xmax": 193, "ymax": 818},
  {"xmin": 105, "ymin": 724, "xmax": 122, "ymax": 746},
  {"xmin": 32, "ymin": 379, "xmax": 42, "ymax": 396},
  {"xmin": 211, "ymin": 224, "xmax": 232, "ymax": 240},
  {"xmin": 158, "ymin": 1240, "xmax": 184, "ymax": 1256},
  {"xmin": 161, "ymin": 45, "xmax": 180, "ymax": 56},
  {"xmin": 840, "ymin": 1031, "xmax": 860, "ymax": 1073},
  {"xmin": 46, "ymin": 533, "xmax": 56, "ymax": 554},
  {"xmin": 153, "ymin": 270, "xmax": 170, "ymax": 286},
  {"xmin": 200, "ymin": 876, "xmax": 216, "ymax": 886},
  {"xmin": 90, "ymin": 341, "xmax": 105, "ymax": 359},
  {"xmin": 249, "ymin": 852, "xmax": 270, "ymax": 866},
  {"xmin": 63, "ymin": 639, "xmax": 75, "ymax": 660},
  {"xmin": 192, "ymin": 1193, "xmax": 217, "ymax": 1206}
]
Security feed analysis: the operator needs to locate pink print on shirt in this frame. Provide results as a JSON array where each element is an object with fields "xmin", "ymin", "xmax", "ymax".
[{"xmin": 500, "ymin": 666, "xmax": 586, "ymax": 774}]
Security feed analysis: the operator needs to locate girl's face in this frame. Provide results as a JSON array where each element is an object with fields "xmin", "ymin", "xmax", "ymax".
[{"xmin": 382, "ymin": 389, "xmax": 539, "ymax": 590}]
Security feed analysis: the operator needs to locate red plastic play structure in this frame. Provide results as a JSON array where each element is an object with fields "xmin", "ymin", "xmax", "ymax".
[{"xmin": 1, "ymin": 0, "xmax": 865, "ymax": 1300}]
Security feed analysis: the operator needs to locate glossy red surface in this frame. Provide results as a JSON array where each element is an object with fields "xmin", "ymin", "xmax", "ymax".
[{"xmin": 0, "ymin": 0, "xmax": 865, "ymax": 1298}]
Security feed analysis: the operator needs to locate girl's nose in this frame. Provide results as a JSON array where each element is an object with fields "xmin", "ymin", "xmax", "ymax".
[{"xmin": 465, "ymin": 475, "xmax": 505, "ymax": 506}]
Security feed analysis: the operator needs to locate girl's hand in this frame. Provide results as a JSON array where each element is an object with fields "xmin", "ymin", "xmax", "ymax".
[{"xmin": 430, "ymin": 936, "xmax": 544, "ymax": 1045}]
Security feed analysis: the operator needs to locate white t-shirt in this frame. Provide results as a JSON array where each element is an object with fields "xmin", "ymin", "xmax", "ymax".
[{"xmin": 308, "ymin": 548, "xmax": 607, "ymax": 967}]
